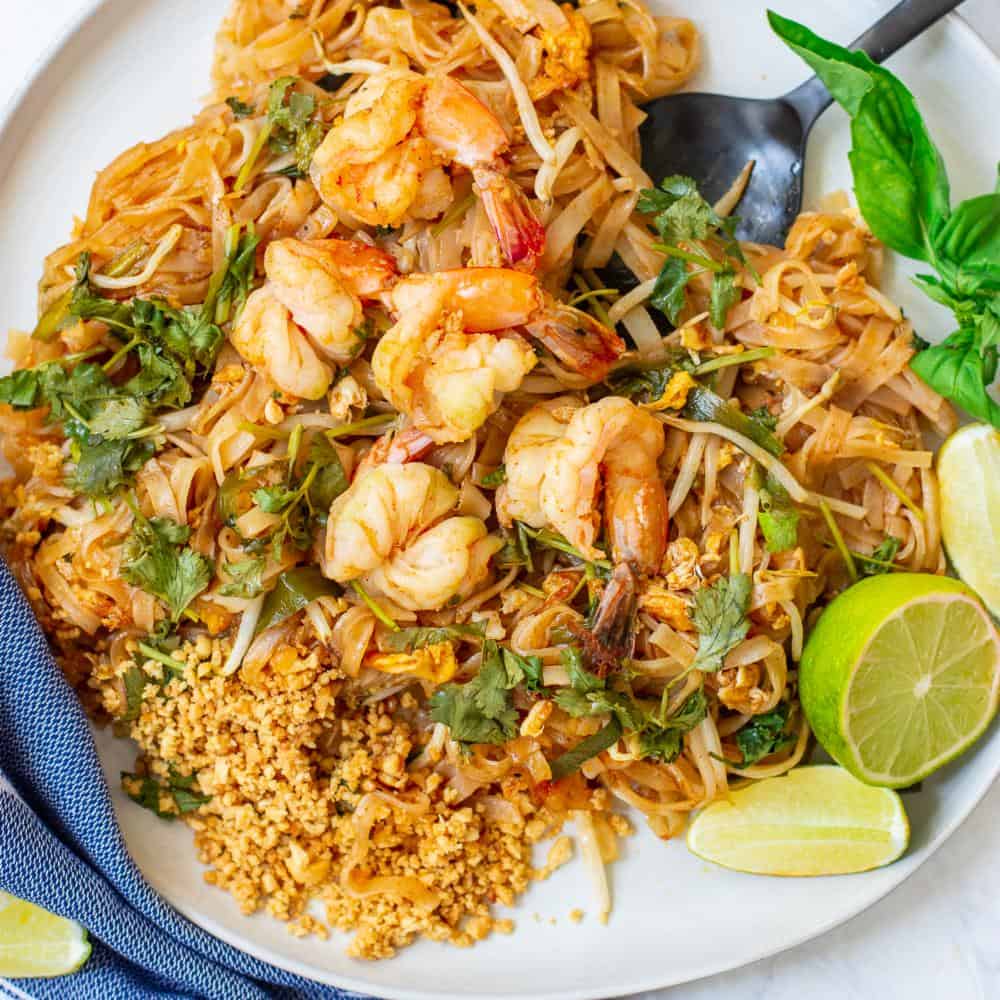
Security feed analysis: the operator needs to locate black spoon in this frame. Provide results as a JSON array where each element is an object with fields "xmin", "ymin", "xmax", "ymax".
[{"xmin": 638, "ymin": 0, "xmax": 964, "ymax": 246}]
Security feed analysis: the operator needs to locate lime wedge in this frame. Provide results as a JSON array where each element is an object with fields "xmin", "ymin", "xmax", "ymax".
[
  {"xmin": 687, "ymin": 765, "xmax": 908, "ymax": 875},
  {"xmin": 0, "ymin": 892, "xmax": 91, "ymax": 978},
  {"xmin": 937, "ymin": 423, "xmax": 1000, "ymax": 617},
  {"xmin": 800, "ymin": 574, "xmax": 1000, "ymax": 788}
]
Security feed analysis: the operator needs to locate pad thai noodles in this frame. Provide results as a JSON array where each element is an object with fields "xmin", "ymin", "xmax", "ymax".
[{"xmin": 0, "ymin": 0, "xmax": 955, "ymax": 958}]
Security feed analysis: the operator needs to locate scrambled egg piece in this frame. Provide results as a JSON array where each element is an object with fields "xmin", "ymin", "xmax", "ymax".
[
  {"xmin": 644, "ymin": 370, "xmax": 697, "ymax": 412},
  {"xmin": 365, "ymin": 641, "xmax": 459, "ymax": 684},
  {"xmin": 639, "ymin": 582, "xmax": 693, "ymax": 631},
  {"xmin": 530, "ymin": 7, "xmax": 592, "ymax": 101}
]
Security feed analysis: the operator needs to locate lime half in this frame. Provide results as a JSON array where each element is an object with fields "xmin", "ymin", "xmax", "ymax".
[
  {"xmin": 801, "ymin": 574, "xmax": 1000, "ymax": 788},
  {"xmin": 937, "ymin": 422, "xmax": 1000, "ymax": 617},
  {"xmin": 687, "ymin": 765, "xmax": 908, "ymax": 875},
  {"xmin": 0, "ymin": 892, "xmax": 91, "ymax": 978}
]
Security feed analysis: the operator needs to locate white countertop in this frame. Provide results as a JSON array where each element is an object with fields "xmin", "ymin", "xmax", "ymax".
[{"xmin": 3, "ymin": 3, "xmax": 998, "ymax": 999}]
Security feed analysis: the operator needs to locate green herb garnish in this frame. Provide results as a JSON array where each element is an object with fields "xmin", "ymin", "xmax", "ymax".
[
  {"xmin": 121, "ymin": 506, "xmax": 211, "ymax": 621},
  {"xmin": 734, "ymin": 702, "xmax": 795, "ymax": 766},
  {"xmin": 639, "ymin": 175, "xmax": 750, "ymax": 329},
  {"xmin": 690, "ymin": 573, "xmax": 752, "ymax": 672},
  {"xmin": 771, "ymin": 12, "xmax": 1000, "ymax": 428}
]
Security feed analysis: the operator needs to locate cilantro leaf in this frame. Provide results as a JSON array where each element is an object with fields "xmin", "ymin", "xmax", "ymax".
[
  {"xmin": 504, "ymin": 647, "xmax": 543, "ymax": 692},
  {"xmin": 0, "ymin": 368, "xmax": 42, "ymax": 407},
  {"xmin": 121, "ymin": 509, "xmax": 211, "ymax": 620},
  {"xmin": 561, "ymin": 645, "xmax": 604, "ymax": 693},
  {"xmin": 305, "ymin": 434, "xmax": 349, "ymax": 517},
  {"xmin": 638, "ymin": 689, "xmax": 708, "ymax": 763},
  {"xmin": 226, "ymin": 96, "xmax": 255, "ymax": 119},
  {"xmin": 710, "ymin": 267, "xmax": 741, "ymax": 329},
  {"xmin": 479, "ymin": 465, "xmax": 506, "ymax": 488},
  {"xmin": 121, "ymin": 767, "xmax": 210, "ymax": 820},
  {"xmin": 71, "ymin": 437, "xmax": 154, "ymax": 496},
  {"xmin": 383, "ymin": 623, "xmax": 486, "ymax": 653},
  {"xmin": 429, "ymin": 639, "xmax": 524, "ymax": 748},
  {"xmin": 267, "ymin": 77, "xmax": 327, "ymax": 176},
  {"xmin": 86, "ymin": 397, "xmax": 148, "ymax": 439},
  {"xmin": 428, "ymin": 687, "xmax": 518, "ymax": 746},
  {"xmin": 691, "ymin": 574, "xmax": 751, "ymax": 672},
  {"xmin": 649, "ymin": 257, "xmax": 690, "ymax": 325},
  {"xmin": 735, "ymin": 702, "xmax": 794, "ymax": 766},
  {"xmin": 641, "ymin": 175, "xmax": 748, "ymax": 330},
  {"xmin": 757, "ymin": 471, "xmax": 800, "ymax": 553},
  {"xmin": 858, "ymin": 535, "xmax": 902, "ymax": 577},
  {"xmin": 219, "ymin": 557, "xmax": 266, "ymax": 598}
]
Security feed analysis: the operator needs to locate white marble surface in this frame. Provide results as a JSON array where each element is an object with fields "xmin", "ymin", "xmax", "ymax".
[{"xmin": 2, "ymin": 3, "xmax": 998, "ymax": 999}]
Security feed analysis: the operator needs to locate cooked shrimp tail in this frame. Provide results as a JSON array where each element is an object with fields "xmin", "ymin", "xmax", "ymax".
[
  {"xmin": 474, "ymin": 167, "xmax": 547, "ymax": 272},
  {"xmin": 356, "ymin": 426, "xmax": 437, "ymax": 475},
  {"xmin": 575, "ymin": 562, "xmax": 638, "ymax": 675},
  {"xmin": 525, "ymin": 298, "xmax": 626, "ymax": 381}
]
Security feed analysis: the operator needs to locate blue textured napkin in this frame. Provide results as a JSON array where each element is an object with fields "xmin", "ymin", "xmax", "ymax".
[{"xmin": 0, "ymin": 561, "xmax": 365, "ymax": 1000}]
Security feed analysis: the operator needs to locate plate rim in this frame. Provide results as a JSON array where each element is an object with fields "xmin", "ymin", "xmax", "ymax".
[{"xmin": 1, "ymin": 4, "xmax": 998, "ymax": 998}]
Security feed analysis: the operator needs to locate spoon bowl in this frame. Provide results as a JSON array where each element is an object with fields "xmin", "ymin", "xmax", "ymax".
[
  {"xmin": 638, "ymin": 93, "xmax": 808, "ymax": 246},
  {"xmin": 635, "ymin": 0, "xmax": 963, "ymax": 246}
]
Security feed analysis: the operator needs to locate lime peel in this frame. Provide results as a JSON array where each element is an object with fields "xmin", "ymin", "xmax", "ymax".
[
  {"xmin": 0, "ymin": 892, "xmax": 91, "ymax": 978},
  {"xmin": 937, "ymin": 422, "xmax": 1000, "ymax": 618},
  {"xmin": 801, "ymin": 573, "xmax": 1000, "ymax": 789},
  {"xmin": 687, "ymin": 765, "xmax": 909, "ymax": 876}
]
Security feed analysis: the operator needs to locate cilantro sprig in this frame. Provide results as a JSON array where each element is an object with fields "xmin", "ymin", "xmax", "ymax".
[
  {"xmin": 121, "ymin": 504, "xmax": 211, "ymax": 620},
  {"xmin": 734, "ymin": 702, "xmax": 795, "ymax": 766},
  {"xmin": 638, "ymin": 175, "xmax": 750, "ymax": 329},
  {"xmin": 266, "ymin": 77, "xmax": 327, "ymax": 178},
  {"xmin": 429, "ymin": 639, "xmax": 534, "ymax": 748},
  {"xmin": 690, "ymin": 573, "xmax": 752, "ymax": 672},
  {"xmin": 551, "ymin": 646, "xmax": 708, "ymax": 774},
  {"xmin": 0, "ymin": 229, "xmax": 259, "ymax": 496},
  {"xmin": 247, "ymin": 432, "xmax": 349, "ymax": 560}
]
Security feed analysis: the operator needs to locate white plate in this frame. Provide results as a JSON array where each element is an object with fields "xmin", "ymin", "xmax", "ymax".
[{"xmin": 1, "ymin": 2, "xmax": 998, "ymax": 998}]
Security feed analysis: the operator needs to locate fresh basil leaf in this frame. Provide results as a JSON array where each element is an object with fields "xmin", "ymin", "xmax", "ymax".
[
  {"xmin": 933, "ymin": 193, "xmax": 1000, "ymax": 283},
  {"xmin": 910, "ymin": 330, "xmax": 1000, "ymax": 426},
  {"xmin": 769, "ymin": 11, "xmax": 950, "ymax": 261},
  {"xmin": 255, "ymin": 566, "xmax": 342, "ymax": 635}
]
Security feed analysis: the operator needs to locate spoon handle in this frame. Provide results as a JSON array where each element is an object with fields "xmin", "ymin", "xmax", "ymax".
[{"xmin": 783, "ymin": 0, "xmax": 965, "ymax": 128}]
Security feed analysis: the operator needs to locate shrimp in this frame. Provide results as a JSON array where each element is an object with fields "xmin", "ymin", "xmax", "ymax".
[
  {"xmin": 230, "ymin": 237, "xmax": 396, "ymax": 400},
  {"xmin": 496, "ymin": 396, "xmax": 581, "ymax": 528},
  {"xmin": 355, "ymin": 426, "xmax": 437, "ymax": 477},
  {"xmin": 372, "ymin": 268, "xmax": 625, "ymax": 443},
  {"xmin": 310, "ymin": 70, "xmax": 546, "ymax": 270},
  {"xmin": 323, "ymin": 463, "xmax": 500, "ymax": 610},
  {"xmin": 539, "ymin": 397, "xmax": 668, "ymax": 574}
]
